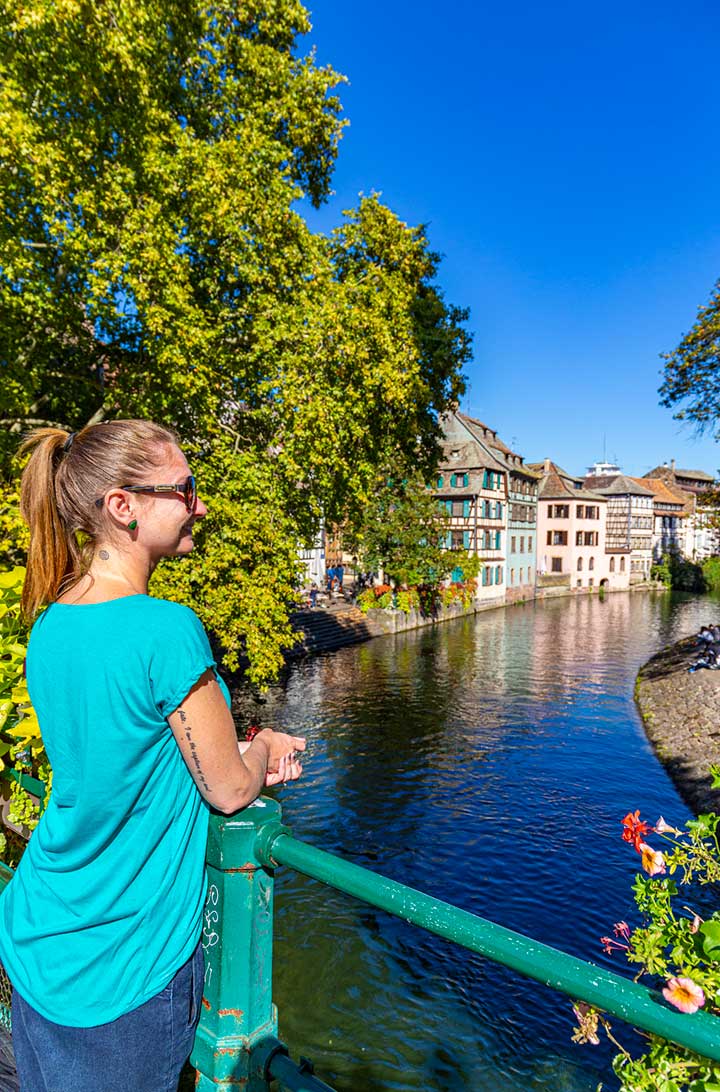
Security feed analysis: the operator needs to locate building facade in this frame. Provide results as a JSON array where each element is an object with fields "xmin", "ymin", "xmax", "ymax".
[
  {"xmin": 530, "ymin": 460, "xmax": 629, "ymax": 591},
  {"xmin": 453, "ymin": 413, "xmax": 539, "ymax": 603},
  {"xmin": 631, "ymin": 477, "xmax": 688, "ymax": 561},
  {"xmin": 583, "ymin": 474, "xmax": 653, "ymax": 582},
  {"xmin": 644, "ymin": 463, "xmax": 718, "ymax": 560},
  {"xmin": 435, "ymin": 412, "xmax": 508, "ymax": 605}
]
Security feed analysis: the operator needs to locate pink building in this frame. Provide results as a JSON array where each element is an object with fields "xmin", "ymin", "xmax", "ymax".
[{"xmin": 530, "ymin": 460, "xmax": 630, "ymax": 592}]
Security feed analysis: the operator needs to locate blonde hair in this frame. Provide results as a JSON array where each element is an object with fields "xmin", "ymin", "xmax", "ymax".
[{"xmin": 19, "ymin": 420, "xmax": 178, "ymax": 617}]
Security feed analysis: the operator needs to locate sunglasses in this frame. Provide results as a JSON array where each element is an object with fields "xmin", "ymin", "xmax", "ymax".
[{"xmin": 95, "ymin": 475, "xmax": 197, "ymax": 512}]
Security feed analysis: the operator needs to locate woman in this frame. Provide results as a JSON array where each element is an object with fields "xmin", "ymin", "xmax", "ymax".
[{"xmin": 0, "ymin": 420, "xmax": 305, "ymax": 1091}]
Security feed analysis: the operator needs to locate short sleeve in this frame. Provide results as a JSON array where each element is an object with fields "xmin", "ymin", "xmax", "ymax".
[{"xmin": 149, "ymin": 604, "xmax": 217, "ymax": 718}]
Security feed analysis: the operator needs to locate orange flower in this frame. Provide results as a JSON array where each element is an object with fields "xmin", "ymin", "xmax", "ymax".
[
  {"xmin": 638, "ymin": 842, "xmax": 666, "ymax": 876},
  {"xmin": 662, "ymin": 976, "xmax": 705, "ymax": 1014},
  {"xmin": 622, "ymin": 810, "xmax": 651, "ymax": 851}
]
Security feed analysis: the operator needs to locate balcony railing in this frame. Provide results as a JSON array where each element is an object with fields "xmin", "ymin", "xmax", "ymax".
[{"xmin": 2, "ymin": 801, "xmax": 720, "ymax": 1090}]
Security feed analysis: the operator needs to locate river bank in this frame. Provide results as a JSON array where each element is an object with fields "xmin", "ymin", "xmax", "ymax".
[{"xmin": 635, "ymin": 637, "xmax": 720, "ymax": 816}]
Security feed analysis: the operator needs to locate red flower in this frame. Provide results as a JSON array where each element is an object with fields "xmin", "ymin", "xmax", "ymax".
[{"xmin": 622, "ymin": 810, "xmax": 651, "ymax": 852}]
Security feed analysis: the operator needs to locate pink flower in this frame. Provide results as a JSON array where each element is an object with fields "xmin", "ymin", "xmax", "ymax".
[
  {"xmin": 691, "ymin": 915, "xmax": 702, "ymax": 934},
  {"xmin": 662, "ymin": 976, "xmax": 706, "ymax": 1014},
  {"xmin": 600, "ymin": 934, "xmax": 629, "ymax": 955},
  {"xmin": 639, "ymin": 842, "xmax": 666, "ymax": 876},
  {"xmin": 655, "ymin": 816, "xmax": 681, "ymax": 836},
  {"xmin": 613, "ymin": 921, "xmax": 631, "ymax": 940}
]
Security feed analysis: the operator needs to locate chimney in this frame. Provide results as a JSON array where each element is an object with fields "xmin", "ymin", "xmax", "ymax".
[
  {"xmin": 543, "ymin": 457, "xmax": 551, "ymax": 474},
  {"xmin": 671, "ymin": 459, "xmax": 676, "ymax": 472}
]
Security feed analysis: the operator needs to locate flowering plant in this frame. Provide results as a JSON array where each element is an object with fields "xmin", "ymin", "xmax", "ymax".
[{"xmin": 573, "ymin": 775, "xmax": 720, "ymax": 1090}]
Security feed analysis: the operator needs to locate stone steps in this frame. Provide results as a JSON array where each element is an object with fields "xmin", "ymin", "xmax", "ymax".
[{"xmin": 290, "ymin": 605, "xmax": 372, "ymax": 654}]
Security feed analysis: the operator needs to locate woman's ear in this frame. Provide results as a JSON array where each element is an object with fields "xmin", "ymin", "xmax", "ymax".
[{"xmin": 104, "ymin": 488, "xmax": 135, "ymax": 527}]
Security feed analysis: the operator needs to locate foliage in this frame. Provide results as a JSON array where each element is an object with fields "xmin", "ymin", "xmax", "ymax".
[
  {"xmin": 346, "ymin": 476, "xmax": 454, "ymax": 587},
  {"xmin": 572, "ymin": 784, "xmax": 720, "ymax": 1091},
  {"xmin": 702, "ymin": 557, "xmax": 720, "ymax": 594},
  {"xmin": 150, "ymin": 443, "xmax": 303, "ymax": 684},
  {"xmin": 0, "ymin": 567, "xmax": 48, "ymax": 861},
  {"xmin": 0, "ymin": 473, "xmax": 28, "ymax": 568},
  {"xmin": 651, "ymin": 557, "xmax": 672, "ymax": 587},
  {"xmin": 660, "ymin": 281, "xmax": 720, "ymax": 436},
  {"xmin": 651, "ymin": 552, "xmax": 707, "ymax": 593},
  {"xmin": 356, "ymin": 584, "xmax": 422, "ymax": 615},
  {"xmin": 438, "ymin": 579, "xmax": 478, "ymax": 609},
  {"xmin": 0, "ymin": 0, "xmax": 470, "ymax": 685}
]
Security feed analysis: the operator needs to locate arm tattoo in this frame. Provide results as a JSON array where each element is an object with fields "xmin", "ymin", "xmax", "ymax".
[{"xmin": 176, "ymin": 707, "xmax": 212, "ymax": 794}]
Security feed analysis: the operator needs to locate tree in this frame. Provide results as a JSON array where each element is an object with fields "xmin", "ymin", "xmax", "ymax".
[
  {"xmin": 347, "ymin": 476, "xmax": 453, "ymax": 587},
  {"xmin": 660, "ymin": 280, "xmax": 720, "ymax": 434},
  {"xmin": 0, "ymin": 0, "xmax": 470, "ymax": 684}
]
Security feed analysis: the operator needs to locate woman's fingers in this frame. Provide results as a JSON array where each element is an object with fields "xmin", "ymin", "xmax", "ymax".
[{"xmin": 264, "ymin": 752, "xmax": 302, "ymax": 786}]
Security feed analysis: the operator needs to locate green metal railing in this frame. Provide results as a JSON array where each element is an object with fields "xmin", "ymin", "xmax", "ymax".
[
  {"xmin": 1, "ymin": 799, "xmax": 719, "ymax": 1088},
  {"xmin": 193, "ymin": 798, "xmax": 720, "ymax": 1090}
]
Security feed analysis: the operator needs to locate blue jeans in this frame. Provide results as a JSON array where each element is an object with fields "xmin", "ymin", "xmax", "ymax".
[{"xmin": 11, "ymin": 941, "xmax": 203, "ymax": 1092}]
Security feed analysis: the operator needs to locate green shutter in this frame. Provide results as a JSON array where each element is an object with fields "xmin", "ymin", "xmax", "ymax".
[
  {"xmin": 495, "ymin": 531, "xmax": 501, "ymax": 549},
  {"xmin": 463, "ymin": 531, "xmax": 470, "ymax": 549},
  {"xmin": 450, "ymin": 473, "xmax": 457, "ymax": 487},
  {"xmin": 463, "ymin": 473, "xmax": 469, "ymax": 487},
  {"xmin": 463, "ymin": 499, "xmax": 470, "ymax": 517},
  {"xmin": 437, "ymin": 474, "xmax": 444, "ymax": 488},
  {"xmin": 482, "ymin": 470, "xmax": 489, "ymax": 488}
]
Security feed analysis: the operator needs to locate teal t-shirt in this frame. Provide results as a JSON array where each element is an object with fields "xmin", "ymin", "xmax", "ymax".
[{"xmin": 0, "ymin": 594, "xmax": 231, "ymax": 1027}]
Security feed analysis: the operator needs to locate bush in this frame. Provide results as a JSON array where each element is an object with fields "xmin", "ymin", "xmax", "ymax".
[
  {"xmin": 0, "ymin": 567, "xmax": 49, "ymax": 862},
  {"xmin": 702, "ymin": 556, "xmax": 720, "ymax": 593},
  {"xmin": 572, "ymin": 776, "xmax": 720, "ymax": 1090},
  {"xmin": 652, "ymin": 552, "xmax": 706, "ymax": 592}
]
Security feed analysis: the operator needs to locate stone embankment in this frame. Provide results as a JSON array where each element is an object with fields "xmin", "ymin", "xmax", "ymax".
[{"xmin": 636, "ymin": 638, "xmax": 720, "ymax": 816}]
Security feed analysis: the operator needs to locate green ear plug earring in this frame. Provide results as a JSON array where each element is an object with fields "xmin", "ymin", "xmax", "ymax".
[{"xmin": 128, "ymin": 519, "xmax": 138, "ymax": 531}]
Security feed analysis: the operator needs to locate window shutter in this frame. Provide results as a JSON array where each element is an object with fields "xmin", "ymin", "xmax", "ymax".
[
  {"xmin": 495, "ymin": 531, "xmax": 501, "ymax": 549},
  {"xmin": 437, "ymin": 474, "xmax": 444, "ymax": 488},
  {"xmin": 463, "ymin": 531, "xmax": 470, "ymax": 549},
  {"xmin": 483, "ymin": 470, "xmax": 488, "ymax": 488},
  {"xmin": 463, "ymin": 500, "xmax": 470, "ymax": 518},
  {"xmin": 463, "ymin": 473, "xmax": 469, "ymax": 487},
  {"xmin": 450, "ymin": 473, "xmax": 457, "ymax": 487}
]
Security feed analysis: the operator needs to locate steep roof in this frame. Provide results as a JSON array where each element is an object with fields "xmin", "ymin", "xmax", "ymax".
[
  {"xmin": 645, "ymin": 465, "xmax": 714, "ymax": 483},
  {"xmin": 437, "ymin": 440, "xmax": 505, "ymax": 473},
  {"xmin": 630, "ymin": 477, "xmax": 688, "ymax": 509},
  {"xmin": 456, "ymin": 411, "xmax": 541, "ymax": 478},
  {"xmin": 530, "ymin": 459, "xmax": 607, "ymax": 501},
  {"xmin": 675, "ymin": 468, "xmax": 715, "ymax": 482},
  {"xmin": 584, "ymin": 474, "xmax": 654, "ymax": 497}
]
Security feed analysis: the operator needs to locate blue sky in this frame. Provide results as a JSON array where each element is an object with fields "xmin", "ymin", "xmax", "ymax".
[{"xmin": 299, "ymin": 0, "xmax": 720, "ymax": 479}]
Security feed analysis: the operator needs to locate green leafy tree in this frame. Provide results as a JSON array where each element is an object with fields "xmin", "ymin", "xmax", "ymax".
[
  {"xmin": 0, "ymin": 0, "xmax": 469, "ymax": 684},
  {"xmin": 660, "ymin": 280, "xmax": 720, "ymax": 434},
  {"xmin": 347, "ymin": 476, "xmax": 453, "ymax": 587}
]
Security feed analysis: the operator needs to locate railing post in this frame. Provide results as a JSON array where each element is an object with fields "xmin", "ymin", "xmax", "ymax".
[{"xmin": 191, "ymin": 797, "xmax": 286, "ymax": 1091}]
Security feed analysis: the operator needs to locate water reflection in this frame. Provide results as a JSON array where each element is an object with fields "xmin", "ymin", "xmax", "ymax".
[{"xmin": 234, "ymin": 590, "xmax": 718, "ymax": 1091}]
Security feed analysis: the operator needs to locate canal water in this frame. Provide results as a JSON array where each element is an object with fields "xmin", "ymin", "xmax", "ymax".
[{"xmin": 233, "ymin": 590, "xmax": 718, "ymax": 1091}]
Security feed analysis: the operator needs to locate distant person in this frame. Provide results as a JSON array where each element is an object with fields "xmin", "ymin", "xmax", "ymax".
[
  {"xmin": 326, "ymin": 566, "xmax": 335, "ymax": 593},
  {"xmin": 336, "ymin": 563, "xmax": 344, "ymax": 590},
  {"xmin": 309, "ymin": 582, "xmax": 319, "ymax": 608}
]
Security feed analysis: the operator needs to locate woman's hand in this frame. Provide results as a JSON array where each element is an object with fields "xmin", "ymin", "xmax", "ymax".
[
  {"xmin": 264, "ymin": 751, "xmax": 303, "ymax": 786},
  {"xmin": 238, "ymin": 731, "xmax": 305, "ymax": 785},
  {"xmin": 256, "ymin": 728, "xmax": 306, "ymax": 773}
]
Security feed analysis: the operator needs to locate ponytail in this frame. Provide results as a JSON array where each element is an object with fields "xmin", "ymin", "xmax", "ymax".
[
  {"xmin": 19, "ymin": 429, "xmax": 80, "ymax": 618},
  {"xmin": 18, "ymin": 419, "xmax": 177, "ymax": 618}
]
